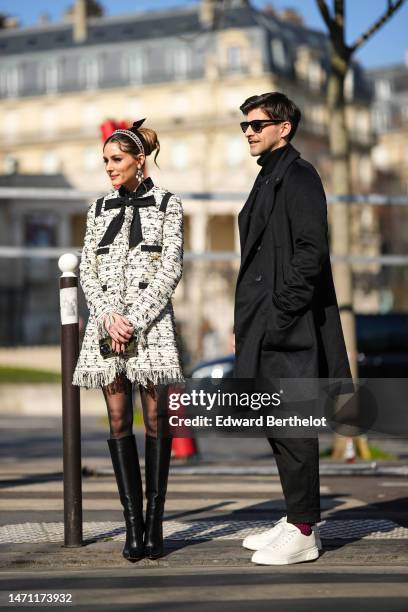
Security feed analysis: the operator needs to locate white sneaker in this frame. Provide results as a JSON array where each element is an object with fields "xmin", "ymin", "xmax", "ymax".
[
  {"xmin": 242, "ymin": 516, "xmax": 287, "ymax": 551},
  {"xmin": 251, "ymin": 522, "xmax": 320, "ymax": 565},
  {"xmin": 243, "ymin": 516, "xmax": 322, "ymax": 551}
]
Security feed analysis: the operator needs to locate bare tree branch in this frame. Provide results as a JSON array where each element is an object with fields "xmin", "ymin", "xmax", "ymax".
[
  {"xmin": 317, "ymin": 0, "xmax": 349, "ymax": 56},
  {"xmin": 334, "ymin": 0, "xmax": 344, "ymax": 22},
  {"xmin": 350, "ymin": 0, "xmax": 406, "ymax": 53},
  {"xmin": 334, "ymin": 0, "xmax": 346, "ymax": 47},
  {"xmin": 316, "ymin": 0, "xmax": 334, "ymax": 32},
  {"xmin": 334, "ymin": 0, "xmax": 345, "ymax": 33}
]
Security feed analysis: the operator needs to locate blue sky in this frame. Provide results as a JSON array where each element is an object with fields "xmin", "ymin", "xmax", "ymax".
[{"xmin": 0, "ymin": 0, "xmax": 406, "ymax": 68}]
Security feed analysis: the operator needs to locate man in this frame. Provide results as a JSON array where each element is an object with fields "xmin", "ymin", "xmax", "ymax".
[{"xmin": 233, "ymin": 92, "xmax": 351, "ymax": 565}]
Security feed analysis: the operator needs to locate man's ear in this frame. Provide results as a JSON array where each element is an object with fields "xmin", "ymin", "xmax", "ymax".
[{"xmin": 281, "ymin": 121, "xmax": 292, "ymax": 141}]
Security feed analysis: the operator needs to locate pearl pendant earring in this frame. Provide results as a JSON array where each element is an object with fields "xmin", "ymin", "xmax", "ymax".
[{"xmin": 136, "ymin": 167, "xmax": 144, "ymax": 182}]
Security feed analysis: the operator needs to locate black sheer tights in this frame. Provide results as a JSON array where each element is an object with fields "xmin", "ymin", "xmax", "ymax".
[{"xmin": 102, "ymin": 374, "xmax": 160, "ymax": 439}]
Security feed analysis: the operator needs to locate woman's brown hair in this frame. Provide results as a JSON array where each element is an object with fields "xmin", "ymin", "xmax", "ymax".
[{"xmin": 103, "ymin": 121, "xmax": 160, "ymax": 165}]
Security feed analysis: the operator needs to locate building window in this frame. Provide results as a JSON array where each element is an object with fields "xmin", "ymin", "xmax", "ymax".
[
  {"xmin": 375, "ymin": 79, "xmax": 391, "ymax": 99},
  {"xmin": 0, "ymin": 66, "xmax": 19, "ymax": 97},
  {"xmin": 173, "ymin": 47, "xmax": 189, "ymax": 80},
  {"xmin": 79, "ymin": 56, "xmax": 99, "ymax": 90},
  {"xmin": 226, "ymin": 46, "xmax": 242, "ymax": 72},
  {"xmin": 308, "ymin": 61, "xmax": 321, "ymax": 89},
  {"xmin": 171, "ymin": 141, "xmax": 189, "ymax": 169},
  {"xmin": 42, "ymin": 151, "xmax": 61, "ymax": 174},
  {"xmin": 41, "ymin": 61, "xmax": 59, "ymax": 94},
  {"xmin": 25, "ymin": 213, "xmax": 57, "ymax": 280},
  {"xmin": 124, "ymin": 51, "xmax": 144, "ymax": 83},
  {"xmin": 401, "ymin": 105, "xmax": 408, "ymax": 125},
  {"xmin": 373, "ymin": 108, "xmax": 390, "ymax": 132},
  {"xmin": 271, "ymin": 39, "xmax": 286, "ymax": 69},
  {"xmin": 226, "ymin": 136, "xmax": 246, "ymax": 166}
]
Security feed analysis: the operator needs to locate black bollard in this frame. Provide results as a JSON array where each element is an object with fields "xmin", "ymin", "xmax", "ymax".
[{"xmin": 58, "ymin": 253, "xmax": 83, "ymax": 547}]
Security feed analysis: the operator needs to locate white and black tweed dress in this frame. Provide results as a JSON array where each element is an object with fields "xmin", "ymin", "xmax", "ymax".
[{"xmin": 73, "ymin": 177, "xmax": 184, "ymax": 389}]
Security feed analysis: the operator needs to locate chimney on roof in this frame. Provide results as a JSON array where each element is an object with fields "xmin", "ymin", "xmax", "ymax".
[
  {"xmin": 200, "ymin": 0, "xmax": 216, "ymax": 29},
  {"xmin": 64, "ymin": 0, "xmax": 103, "ymax": 42},
  {"xmin": 73, "ymin": 0, "xmax": 87, "ymax": 43},
  {"xmin": 0, "ymin": 14, "xmax": 19, "ymax": 29},
  {"xmin": 280, "ymin": 8, "xmax": 304, "ymax": 26}
]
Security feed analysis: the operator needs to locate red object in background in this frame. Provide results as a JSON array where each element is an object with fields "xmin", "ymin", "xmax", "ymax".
[
  {"xmin": 172, "ymin": 437, "xmax": 198, "ymax": 460},
  {"xmin": 100, "ymin": 119, "xmax": 130, "ymax": 141},
  {"xmin": 166, "ymin": 383, "xmax": 199, "ymax": 461}
]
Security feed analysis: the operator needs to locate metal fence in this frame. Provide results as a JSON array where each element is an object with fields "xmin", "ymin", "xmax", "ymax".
[{"xmin": 0, "ymin": 192, "xmax": 407, "ymax": 354}]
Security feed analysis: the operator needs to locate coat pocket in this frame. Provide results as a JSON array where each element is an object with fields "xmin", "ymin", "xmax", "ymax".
[
  {"xmin": 263, "ymin": 303, "xmax": 314, "ymax": 351},
  {"xmin": 140, "ymin": 244, "xmax": 162, "ymax": 262}
]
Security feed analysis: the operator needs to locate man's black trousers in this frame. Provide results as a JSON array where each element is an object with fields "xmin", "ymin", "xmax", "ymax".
[{"xmin": 267, "ymin": 435, "xmax": 321, "ymax": 524}]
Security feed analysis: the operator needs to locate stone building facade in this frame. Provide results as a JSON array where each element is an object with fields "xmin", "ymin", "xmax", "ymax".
[
  {"xmin": 0, "ymin": 0, "xmax": 375, "ymax": 353},
  {"xmin": 367, "ymin": 56, "xmax": 408, "ymax": 311}
]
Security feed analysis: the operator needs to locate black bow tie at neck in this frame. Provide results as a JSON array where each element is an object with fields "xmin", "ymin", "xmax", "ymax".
[{"xmin": 97, "ymin": 178, "xmax": 156, "ymax": 249}]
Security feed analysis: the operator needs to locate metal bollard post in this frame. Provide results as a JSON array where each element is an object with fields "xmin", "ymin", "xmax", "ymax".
[{"xmin": 58, "ymin": 253, "xmax": 83, "ymax": 547}]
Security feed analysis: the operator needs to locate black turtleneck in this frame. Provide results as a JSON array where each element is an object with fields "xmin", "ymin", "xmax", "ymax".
[
  {"xmin": 245, "ymin": 144, "xmax": 288, "ymax": 233},
  {"xmin": 257, "ymin": 143, "xmax": 288, "ymax": 176}
]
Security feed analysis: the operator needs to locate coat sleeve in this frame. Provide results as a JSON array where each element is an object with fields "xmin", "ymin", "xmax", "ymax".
[
  {"xmin": 126, "ymin": 194, "xmax": 184, "ymax": 333},
  {"xmin": 272, "ymin": 164, "xmax": 330, "ymax": 314},
  {"xmin": 79, "ymin": 199, "xmax": 117, "ymax": 331}
]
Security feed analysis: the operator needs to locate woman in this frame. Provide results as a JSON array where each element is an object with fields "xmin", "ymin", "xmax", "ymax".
[{"xmin": 73, "ymin": 119, "xmax": 184, "ymax": 561}]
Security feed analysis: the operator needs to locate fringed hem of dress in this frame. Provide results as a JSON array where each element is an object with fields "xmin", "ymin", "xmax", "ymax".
[{"xmin": 72, "ymin": 363, "xmax": 185, "ymax": 389}]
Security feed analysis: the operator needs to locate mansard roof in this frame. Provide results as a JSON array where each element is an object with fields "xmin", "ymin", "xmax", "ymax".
[
  {"xmin": 0, "ymin": 4, "xmax": 326, "ymax": 56},
  {"xmin": 367, "ymin": 63, "xmax": 408, "ymax": 95},
  {"xmin": 0, "ymin": 4, "xmax": 370, "ymax": 100}
]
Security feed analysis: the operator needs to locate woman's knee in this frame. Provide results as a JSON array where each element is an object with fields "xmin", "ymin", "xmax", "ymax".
[
  {"xmin": 103, "ymin": 374, "xmax": 132, "ymax": 397},
  {"xmin": 140, "ymin": 382, "xmax": 159, "ymax": 437}
]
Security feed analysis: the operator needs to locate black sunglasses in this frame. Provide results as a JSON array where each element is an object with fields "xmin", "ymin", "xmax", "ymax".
[{"xmin": 240, "ymin": 119, "xmax": 285, "ymax": 134}]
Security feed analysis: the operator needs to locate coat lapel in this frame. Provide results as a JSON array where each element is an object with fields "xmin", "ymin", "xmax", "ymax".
[
  {"xmin": 237, "ymin": 144, "xmax": 300, "ymax": 287},
  {"xmin": 238, "ymin": 174, "xmax": 263, "ymax": 252}
]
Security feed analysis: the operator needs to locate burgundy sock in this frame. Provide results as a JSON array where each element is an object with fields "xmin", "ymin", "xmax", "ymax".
[{"xmin": 292, "ymin": 522, "xmax": 313, "ymax": 536}]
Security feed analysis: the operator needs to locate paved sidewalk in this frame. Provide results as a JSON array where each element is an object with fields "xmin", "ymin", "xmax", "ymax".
[
  {"xmin": 1, "ymin": 458, "xmax": 408, "ymax": 570},
  {"xmin": 1, "ymin": 417, "xmax": 407, "ymax": 610}
]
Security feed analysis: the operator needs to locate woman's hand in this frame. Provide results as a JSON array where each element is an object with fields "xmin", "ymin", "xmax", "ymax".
[{"xmin": 104, "ymin": 313, "xmax": 134, "ymax": 354}]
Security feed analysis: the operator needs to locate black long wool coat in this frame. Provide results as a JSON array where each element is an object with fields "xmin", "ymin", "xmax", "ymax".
[{"xmin": 233, "ymin": 143, "xmax": 351, "ymax": 384}]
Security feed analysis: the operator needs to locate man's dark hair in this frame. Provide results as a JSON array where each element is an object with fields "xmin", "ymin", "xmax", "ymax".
[{"xmin": 240, "ymin": 92, "xmax": 301, "ymax": 141}]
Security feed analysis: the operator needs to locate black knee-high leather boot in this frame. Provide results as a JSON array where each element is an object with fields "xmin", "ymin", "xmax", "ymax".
[
  {"xmin": 144, "ymin": 435, "xmax": 172, "ymax": 559},
  {"xmin": 107, "ymin": 435, "xmax": 145, "ymax": 561}
]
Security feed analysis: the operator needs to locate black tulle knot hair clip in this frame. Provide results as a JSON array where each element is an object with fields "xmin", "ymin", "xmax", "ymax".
[{"xmin": 132, "ymin": 118, "xmax": 146, "ymax": 130}]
